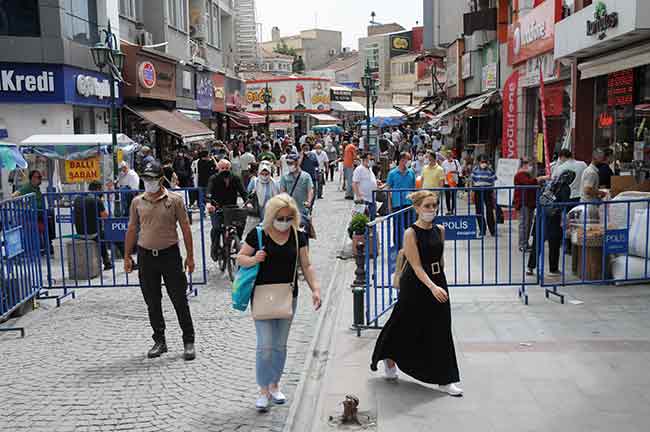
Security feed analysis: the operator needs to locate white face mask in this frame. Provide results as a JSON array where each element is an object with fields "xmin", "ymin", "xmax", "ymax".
[
  {"xmin": 259, "ymin": 174, "xmax": 270, "ymax": 183},
  {"xmin": 288, "ymin": 165, "xmax": 297, "ymax": 173},
  {"xmin": 143, "ymin": 179, "xmax": 161, "ymax": 193},
  {"xmin": 273, "ymin": 219, "xmax": 292, "ymax": 232},
  {"xmin": 421, "ymin": 211, "xmax": 436, "ymax": 223}
]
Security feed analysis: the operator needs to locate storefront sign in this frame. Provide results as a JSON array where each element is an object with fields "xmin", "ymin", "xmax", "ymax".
[
  {"xmin": 587, "ymin": 2, "xmax": 618, "ymax": 39},
  {"xmin": 103, "ymin": 218, "xmax": 129, "ymax": 242},
  {"xmin": 598, "ymin": 112, "xmax": 614, "ymax": 128},
  {"xmin": 245, "ymin": 78, "xmax": 331, "ymax": 112},
  {"xmin": 605, "ymin": 229, "xmax": 628, "ymax": 255},
  {"xmin": 122, "ymin": 45, "xmax": 176, "ymax": 101},
  {"xmin": 195, "ymin": 71, "xmax": 213, "ymax": 111},
  {"xmin": 543, "ymin": 83, "xmax": 565, "ymax": 117},
  {"xmin": 607, "ymin": 69, "xmax": 633, "ymax": 106},
  {"xmin": 0, "ymin": 63, "xmax": 122, "ymax": 107},
  {"xmin": 508, "ymin": 0, "xmax": 557, "ymax": 65},
  {"xmin": 520, "ymin": 52, "xmax": 558, "ymax": 87},
  {"xmin": 226, "ymin": 76, "xmax": 244, "ymax": 109},
  {"xmin": 65, "ymin": 157, "xmax": 100, "ymax": 183},
  {"xmin": 502, "ymin": 71, "xmax": 519, "ymax": 159},
  {"xmin": 331, "ymin": 88, "xmax": 352, "ymax": 102},
  {"xmin": 446, "ymin": 41, "xmax": 460, "ymax": 98},
  {"xmin": 462, "ymin": 53, "xmax": 471, "ymax": 79},
  {"xmin": 434, "ymin": 216, "xmax": 481, "ymax": 240},
  {"xmin": 390, "ymin": 31, "xmax": 412, "ymax": 57},
  {"xmin": 482, "ymin": 63, "xmax": 497, "ymax": 90},
  {"xmin": 212, "ymin": 72, "xmax": 225, "ymax": 112},
  {"xmin": 138, "ymin": 62, "xmax": 156, "ymax": 89}
]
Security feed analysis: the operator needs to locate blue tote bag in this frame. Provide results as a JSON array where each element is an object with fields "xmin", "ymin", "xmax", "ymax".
[{"xmin": 232, "ymin": 226, "xmax": 263, "ymax": 311}]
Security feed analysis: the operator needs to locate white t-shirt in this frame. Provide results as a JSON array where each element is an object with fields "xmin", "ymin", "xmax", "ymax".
[
  {"xmin": 556, "ymin": 158, "xmax": 588, "ymax": 199},
  {"xmin": 117, "ymin": 169, "xmax": 140, "ymax": 190},
  {"xmin": 441, "ymin": 159, "xmax": 461, "ymax": 185},
  {"xmin": 240, "ymin": 152, "xmax": 256, "ymax": 171},
  {"xmin": 352, "ymin": 165, "xmax": 377, "ymax": 202},
  {"xmin": 391, "ymin": 131, "xmax": 401, "ymax": 145},
  {"xmin": 312, "ymin": 150, "xmax": 329, "ymax": 170}
]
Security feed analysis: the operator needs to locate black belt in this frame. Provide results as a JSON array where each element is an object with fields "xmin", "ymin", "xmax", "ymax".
[{"xmin": 138, "ymin": 244, "xmax": 179, "ymax": 257}]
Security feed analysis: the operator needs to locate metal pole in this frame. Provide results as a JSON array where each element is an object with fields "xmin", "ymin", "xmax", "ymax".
[
  {"xmin": 365, "ymin": 63, "xmax": 371, "ymax": 153},
  {"xmin": 109, "ymin": 71, "xmax": 118, "ymax": 181}
]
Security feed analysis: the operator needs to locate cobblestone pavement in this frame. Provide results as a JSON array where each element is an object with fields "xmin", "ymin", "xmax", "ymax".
[{"xmin": 0, "ymin": 182, "xmax": 352, "ymax": 432}]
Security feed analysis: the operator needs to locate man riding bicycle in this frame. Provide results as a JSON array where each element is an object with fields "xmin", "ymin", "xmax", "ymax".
[{"xmin": 206, "ymin": 159, "xmax": 248, "ymax": 261}]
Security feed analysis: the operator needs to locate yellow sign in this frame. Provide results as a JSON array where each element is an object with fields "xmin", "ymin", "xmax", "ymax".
[
  {"xmin": 65, "ymin": 157, "xmax": 100, "ymax": 183},
  {"xmin": 392, "ymin": 37, "xmax": 409, "ymax": 50},
  {"xmin": 117, "ymin": 149, "xmax": 124, "ymax": 165},
  {"xmin": 536, "ymin": 133, "xmax": 544, "ymax": 162}
]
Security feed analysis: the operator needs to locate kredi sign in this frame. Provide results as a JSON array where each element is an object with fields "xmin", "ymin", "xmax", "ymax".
[
  {"xmin": 587, "ymin": 2, "xmax": 618, "ymax": 39},
  {"xmin": 0, "ymin": 69, "xmax": 55, "ymax": 92}
]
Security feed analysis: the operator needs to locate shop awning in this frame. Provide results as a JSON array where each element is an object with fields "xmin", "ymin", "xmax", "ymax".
[
  {"xmin": 331, "ymin": 101, "xmax": 366, "ymax": 113},
  {"xmin": 429, "ymin": 98, "xmax": 474, "ymax": 124},
  {"xmin": 125, "ymin": 106, "xmax": 215, "ymax": 143},
  {"xmin": 578, "ymin": 43, "xmax": 650, "ymax": 80},
  {"xmin": 308, "ymin": 113, "xmax": 341, "ymax": 123},
  {"xmin": 466, "ymin": 90, "xmax": 500, "ymax": 110},
  {"xmin": 20, "ymin": 134, "xmax": 137, "ymax": 160},
  {"xmin": 372, "ymin": 108, "xmax": 405, "ymax": 119},
  {"xmin": 228, "ymin": 111, "xmax": 266, "ymax": 126},
  {"xmin": 0, "ymin": 142, "xmax": 28, "ymax": 170}
]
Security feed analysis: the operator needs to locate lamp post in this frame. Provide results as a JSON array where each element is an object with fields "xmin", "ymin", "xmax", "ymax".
[
  {"xmin": 361, "ymin": 61, "xmax": 373, "ymax": 154},
  {"xmin": 371, "ymin": 88, "xmax": 378, "ymax": 119},
  {"xmin": 263, "ymin": 82, "xmax": 272, "ymax": 136},
  {"xmin": 90, "ymin": 20, "xmax": 124, "ymax": 182}
]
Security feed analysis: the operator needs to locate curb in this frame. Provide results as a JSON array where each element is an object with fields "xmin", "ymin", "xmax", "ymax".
[{"xmin": 283, "ymin": 227, "xmax": 354, "ymax": 432}]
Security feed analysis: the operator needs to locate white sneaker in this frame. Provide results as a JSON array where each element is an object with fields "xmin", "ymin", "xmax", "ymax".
[
  {"xmin": 384, "ymin": 361, "xmax": 398, "ymax": 380},
  {"xmin": 270, "ymin": 390, "xmax": 286, "ymax": 405},
  {"xmin": 439, "ymin": 383, "xmax": 463, "ymax": 397},
  {"xmin": 256, "ymin": 394, "xmax": 270, "ymax": 411}
]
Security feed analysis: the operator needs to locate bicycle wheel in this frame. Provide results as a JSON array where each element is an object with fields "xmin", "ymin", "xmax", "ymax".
[
  {"xmin": 218, "ymin": 234, "xmax": 228, "ymax": 272},
  {"xmin": 227, "ymin": 233, "xmax": 241, "ymax": 282}
]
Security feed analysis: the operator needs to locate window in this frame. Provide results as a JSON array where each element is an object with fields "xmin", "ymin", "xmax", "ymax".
[
  {"xmin": 168, "ymin": 0, "xmax": 187, "ymax": 32},
  {"xmin": 63, "ymin": 0, "xmax": 99, "ymax": 46},
  {"xmin": 211, "ymin": 3, "xmax": 220, "ymax": 47},
  {"xmin": 0, "ymin": 0, "xmax": 40, "ymax": 36},
  {"xmin": 119, "ymin": 0, "xmax": 138, "ymax": 19}
]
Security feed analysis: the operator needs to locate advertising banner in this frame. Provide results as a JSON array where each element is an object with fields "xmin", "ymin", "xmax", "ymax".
[
  {"xmin": 502, "ymin": 71, "xmax": 519, "ymax": 159},
  {"xmin": 245, "ymin": 78, "xmax": 331, "ymax": 112},
  {"xmin": 211, "ymin": 72, "xmax": 226, "ymax": 113},
  {"xmin": 195, "ymin": 71, "xmax": 213, "ymax": 111},
  {"xmin": 389, "ymin": 31, "xmax": 413, "ymax": 57},
  {"xmin": 65, "ymin": 157, "xmax": 100, "ymax": 183},
  {"xmin": 508, "ymin": 0, "xmax": 557, "ymax": 65}
]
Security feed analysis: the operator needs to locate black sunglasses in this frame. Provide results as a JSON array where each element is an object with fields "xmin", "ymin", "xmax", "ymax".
[{"xmin": 275, "ymin": 216, "xmax": 294, "ymax": 223}]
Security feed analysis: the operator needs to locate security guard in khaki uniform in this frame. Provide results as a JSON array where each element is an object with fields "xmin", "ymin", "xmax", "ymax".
[{"xmin": 124, "ymin": 161, "xmax": 196, "ymax": 360}]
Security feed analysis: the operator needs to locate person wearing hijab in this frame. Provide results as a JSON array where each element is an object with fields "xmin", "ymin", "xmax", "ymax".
[{"xmin": 248, "ymin": 161, "xmax": 280, "ymax": 220}]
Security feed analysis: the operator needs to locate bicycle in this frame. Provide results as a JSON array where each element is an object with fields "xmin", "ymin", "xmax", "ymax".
[{"xmin": 212, "ymin": 205, "xmax": 249, "ymax": 281}]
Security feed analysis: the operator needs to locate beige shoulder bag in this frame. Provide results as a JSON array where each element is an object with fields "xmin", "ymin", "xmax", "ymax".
[{"xmin": 251, "ymin": 229, "xmax": 300, "ymax": 320}]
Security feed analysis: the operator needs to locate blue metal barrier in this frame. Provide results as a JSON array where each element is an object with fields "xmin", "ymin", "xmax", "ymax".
[
  {"xmin": 0, "ymin": 194, "xmax": 43, "ymax": 337},
  {"xmin": 363, "ymin": 185, "xmax": 540, "ymax": 329},
  {"xmin": 38, "ymin": 188, "xmax": 207, "ymax": 304},
  {"xmin": 539, "ymin": 197, "xmax": 650, "ymax": 303}
]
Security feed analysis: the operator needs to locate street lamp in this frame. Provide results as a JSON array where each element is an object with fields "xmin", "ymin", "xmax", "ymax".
[
  {"xmin": 361, "ymin": 61, "xmax": 374, "ymax": 154},
  {"xmin": 90, "ymin": 20, "xmax": 124, "ymax": 182},
  {"xmin": 263, "ymin": 82, "xmax": 272, "ymax": 136},
  {"xmin": 371, "ymin": 88, "xmax": 378, "ymax": 118}
]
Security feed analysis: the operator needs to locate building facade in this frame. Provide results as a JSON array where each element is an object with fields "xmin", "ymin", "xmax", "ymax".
[
  {"xmin": 260, "ymin": 28, "xmax": 342, "ymax": 72},
  {"xmin": 234, "ymin": 0, "xmax": 258, "ymax": 69}
]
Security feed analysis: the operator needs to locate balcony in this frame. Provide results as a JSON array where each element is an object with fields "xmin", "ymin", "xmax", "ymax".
[{"xmin": 463, "ymin": 7, "xmax": 497, "ymax": 36}]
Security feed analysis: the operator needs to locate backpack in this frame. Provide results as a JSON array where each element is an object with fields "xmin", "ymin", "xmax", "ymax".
[{"xmin": 392, "ymin": 249, "xmax": 408, "ymax": 290}]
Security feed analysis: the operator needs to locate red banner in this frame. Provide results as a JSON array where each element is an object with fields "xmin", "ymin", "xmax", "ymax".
[
  {"xmin": 502, "ymin": 71, "xmax": 519, "ymax": 159},
  {"xmin": 539, "ymin": 68, "xmax": 551, "ymax": 176}
]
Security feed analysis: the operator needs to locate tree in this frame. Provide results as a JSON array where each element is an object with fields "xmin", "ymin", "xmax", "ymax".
[{"xmin": 274, "ymin": 42, "xmax": 305, "ymax": 73}]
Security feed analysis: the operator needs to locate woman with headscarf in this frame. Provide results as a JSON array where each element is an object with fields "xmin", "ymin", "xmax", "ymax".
[{"xmin": 248, "ymin": 161, "xmax": 281, "ymax": 220}]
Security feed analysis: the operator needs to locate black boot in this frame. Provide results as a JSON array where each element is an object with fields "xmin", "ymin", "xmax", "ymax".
[
  {"xmin": 147, "ymin": 341, "xmax": 168, "ymax": 358},
  {"xmin": 184, "ymin": 343, "xmax": 196, "ymax": 361}
]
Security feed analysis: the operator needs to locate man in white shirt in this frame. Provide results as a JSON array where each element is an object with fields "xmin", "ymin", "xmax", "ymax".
[
  {"xmin": 554, "ymin": 149, "xmax": 587, "ymax": 201},
  {"xmin": 441, "ymin": 153, "xmax": 462, "ymax": 214},
  {"xmin": 391, "ymin": 128, "xmax": 401, "ymax": 146},
  {"xmin": 352, "ymin": 152, "xmax": 379, "ymax": 216},
  {"xmin": 432, "ymin": 133, "xmax": 442, "ymax": 152},
  {"xmin": 312, "ymin": 143, "xmax": 330, "ymax": 198},
  {"xmin": 117, "ymin": 161, "xmax": 140, "ymax": 190}
]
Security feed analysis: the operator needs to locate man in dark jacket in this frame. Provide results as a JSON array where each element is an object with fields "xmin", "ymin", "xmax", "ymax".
[
  {"xmin": 173, "ymin": 149, "xmax": 192, "ymax": 187},
  {"xmin": 205, "ymin": 159, "xmax": 247, "ymax": 260}
]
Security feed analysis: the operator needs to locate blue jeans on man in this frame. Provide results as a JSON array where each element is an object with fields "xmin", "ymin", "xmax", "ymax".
[{"xmin": 344, "ymin": 167, "xmax": 354, "ymax": 198}]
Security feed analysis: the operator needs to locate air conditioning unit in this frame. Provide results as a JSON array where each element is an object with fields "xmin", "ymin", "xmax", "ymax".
[{"xmin": 137, "ymin": 31, "xmax": 154, "ymax": 46}]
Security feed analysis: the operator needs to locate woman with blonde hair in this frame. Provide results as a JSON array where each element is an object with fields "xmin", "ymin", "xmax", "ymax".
[
  {"xmin": 370, "ymin": 190, "xmax": 462, "ymax": 396},
  {"xmin": 237, "ymin": 193, "xmax": 322, "ymax": 411}
]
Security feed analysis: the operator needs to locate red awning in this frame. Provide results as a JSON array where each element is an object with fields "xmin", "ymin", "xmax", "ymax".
[{"xmin": 229, "ymin": 111, "xmax": 266, "ymax": 125}]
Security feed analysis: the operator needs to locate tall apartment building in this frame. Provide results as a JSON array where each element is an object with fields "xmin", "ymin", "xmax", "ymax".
[{"xmin": 234, "ymin": 0, "xmax": 259, "ymax": 69}]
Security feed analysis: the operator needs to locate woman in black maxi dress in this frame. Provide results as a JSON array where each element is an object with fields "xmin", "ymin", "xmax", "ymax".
[{"xmin": 371, "ymin": 191, "xmax": 461, "ymax": 393}]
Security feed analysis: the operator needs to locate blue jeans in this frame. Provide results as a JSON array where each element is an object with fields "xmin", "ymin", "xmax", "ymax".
[
  {"xmin": 255, "ymin": 298, "xmax": 297, "ymax": 388},
  {"xmin": 344, "ymin": 167, "xmax": 354, "ymax": 198},
  {"xmin": 210, "ymin": 211, "xmax": 224, "ymax": 253}
]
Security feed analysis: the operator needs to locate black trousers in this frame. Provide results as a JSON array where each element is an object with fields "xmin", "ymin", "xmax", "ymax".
[
  {"xmin": 528, "ymin": 216, "xmax": 562, "ymax": 273},
  {"xmin": 444, "ymin": 185, "xmax": 456, "ymax": 214},
  {"xmin": 475, "ymin": 190, "xmax": 496, "ymax": 236},
  {"xmin": 328, "ymin": 163, "xmax": 335, "ymax": 182},
  {"xmin": 138, "ymin": 244, "xmax": 195, "ymax": 344}
]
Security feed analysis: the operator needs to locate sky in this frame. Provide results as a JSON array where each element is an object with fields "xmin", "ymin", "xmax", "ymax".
[{"xmin": 256, "ymin": 0, "xmax": 423, "ymax": 49}]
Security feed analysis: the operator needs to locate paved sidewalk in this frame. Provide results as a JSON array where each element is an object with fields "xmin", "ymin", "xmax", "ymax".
[
  {"xmin": 308, "ymin": 279, "xmax": 650, "ymax": 432},
  {"xmin": 0, "ymin": 182, "xmax": 351, "ymax": 432}
]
